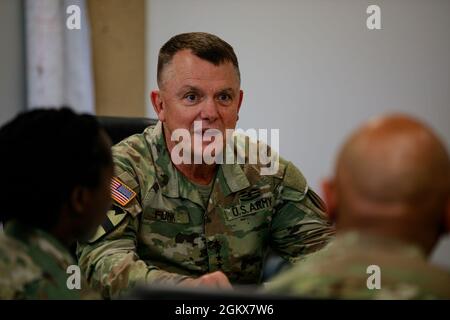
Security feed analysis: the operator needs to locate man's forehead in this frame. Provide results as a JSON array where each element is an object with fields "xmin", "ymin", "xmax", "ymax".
[
  {"xmin": 161, "ymin": 50, "xmax": 239, "ymax": 88},
  {"xmin": 177, "ymin": 84, "xmax": 234, "ymax": 92}
]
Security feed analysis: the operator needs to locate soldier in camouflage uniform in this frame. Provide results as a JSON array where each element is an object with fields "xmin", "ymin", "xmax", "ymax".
[
  {"xmin": 266, "ymin": 114, "xmax": 450, "ymax": 299},
  {"xmin": 0, "ymin": 109, "xmax": 113, "ymax": 299},
  {"xmin": 0, "ymin": 221, "xmax": 92, "ymax": 299},
  {"xmin": 77, "ymin": 32, "xmax": 335, "ymax": 298}
]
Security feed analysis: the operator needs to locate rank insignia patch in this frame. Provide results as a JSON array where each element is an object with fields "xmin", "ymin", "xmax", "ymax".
[
  {"xmin": 88, "ymin": 208, "xmax": 127, "ymax": 243},
  {"xmin": 111, "ymin": 177, "xmax": 137, "ymax": 206}
]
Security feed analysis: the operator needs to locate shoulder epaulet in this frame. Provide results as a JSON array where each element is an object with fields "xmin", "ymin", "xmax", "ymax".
[{"xmin": 283, "ymin": 162, "xmax": 307, "ymax": 194}]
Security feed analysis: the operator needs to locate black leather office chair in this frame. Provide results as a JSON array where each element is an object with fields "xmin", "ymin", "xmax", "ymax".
[{"xmin": 96, "ymin": 116, "xmax": 158, "ymax": 144}]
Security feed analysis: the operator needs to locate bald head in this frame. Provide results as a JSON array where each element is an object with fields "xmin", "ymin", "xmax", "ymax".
[{"xmin": 328, "ymin": 114, "xmax": 450, "ymax": 253}]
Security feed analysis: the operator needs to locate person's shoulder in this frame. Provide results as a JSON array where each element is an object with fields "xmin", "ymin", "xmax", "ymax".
[
  {"xmin": 234, "ymin": 132, "xmax": 303, "ymax": 179},
  {"xmin": 233, "ymin": 132, "xmax": 314, "ymax": 205},
  {"xmin": 0, "ymin": 233, "xmax": 42, "ymax": 299},
  {"xmin": 0, "ymin": 232, "xmax": 40, "ymax": 271},
  {"xmin": 268, "ymin": 234, "xmax": 450, "ymax": 299},
  {"xmin": 394, "ymin": 260, "xmax": 450, "ymax": 299},
  {"xmin": 326, "ymin": 236, "xmax": 450, "ymax": 299},
  {"xmin": 112, "ymin": 125, "xmax": 155, "ymax": 157},
  {"xmin": 112, "ymin": 125, "xmax": 158, "ymax": 184},
  {"xmin": 232, "ymin": 131, "xmax": 292, "ymax": 178},
  {"xmin": 264, "ymin": 244, "xmax": 335, "ymax": 296}
]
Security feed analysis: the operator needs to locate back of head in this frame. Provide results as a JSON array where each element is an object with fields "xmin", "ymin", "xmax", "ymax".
[
  {"xmin": 331, "ymin": 114, "xmax": 450, "ymax": 253},
  {"xmin": 0, "ymin": 108, "xmax": 112, "ymax": 232}
]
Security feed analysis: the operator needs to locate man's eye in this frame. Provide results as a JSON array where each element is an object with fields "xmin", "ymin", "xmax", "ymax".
[
  {"xmin": 184, "ymin": 93, "xmax": 198, "ymax": 103},
  {"xmin": 218, "ymin": 94, "xmax": 231, "ymax": 102}
]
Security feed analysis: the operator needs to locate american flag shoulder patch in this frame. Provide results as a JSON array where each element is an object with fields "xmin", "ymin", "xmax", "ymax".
[{"xmin": 111, "ymin": 177, "xmax": 137, "ymax": 206}]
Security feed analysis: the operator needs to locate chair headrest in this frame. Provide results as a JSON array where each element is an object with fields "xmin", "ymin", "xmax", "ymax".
[{"xmin": 96, "ymin": 116, "xmax": 158, "ymax": 145}]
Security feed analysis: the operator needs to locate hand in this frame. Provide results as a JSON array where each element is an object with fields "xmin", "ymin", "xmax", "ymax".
[{"xmin": 180, "ymin": 271, "xmax": 233, "ymax": 289}]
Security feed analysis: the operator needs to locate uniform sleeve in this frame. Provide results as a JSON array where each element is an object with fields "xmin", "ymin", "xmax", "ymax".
[
  {"xmin": 76, "ymin": 141, "xmax": 190, "ymax": 299},
  {"xmin": 269, "ymin": 161, "xmax": 335, "ymax": 263},
  {"xmin": 76, "ymin": 210, "xmax": 190, "ymax": 299}
]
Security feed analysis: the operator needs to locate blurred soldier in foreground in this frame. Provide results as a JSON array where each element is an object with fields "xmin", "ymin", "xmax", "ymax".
[
  {"xmin": 266, "ymin": 114, "xmax": 450, "ymax": 299},
  {"xmin": 77, "ymin": 32, "xmax": 335, "ymax": 298},
  {"xmin": 0, "ymin": 108, "xmax": 113, "ymax": 299}
]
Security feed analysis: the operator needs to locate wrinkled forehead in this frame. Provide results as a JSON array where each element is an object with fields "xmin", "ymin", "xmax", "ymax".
[{"xmin": 159, "ymin": 50, "xmax": 240, "ymax": 90}]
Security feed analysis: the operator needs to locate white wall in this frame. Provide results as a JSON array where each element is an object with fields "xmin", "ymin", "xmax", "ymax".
[{"xmin": 146, "ymin": 0, "xmax": 450, "ymax": 269}]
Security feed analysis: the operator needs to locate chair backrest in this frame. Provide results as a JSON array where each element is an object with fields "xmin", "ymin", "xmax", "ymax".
[{"xmin": 97, "ymin": 116, "xmax": 158, "ymax": 145}]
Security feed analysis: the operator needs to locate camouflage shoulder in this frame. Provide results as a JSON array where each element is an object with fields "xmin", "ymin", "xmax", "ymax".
[
  {"xmin": 87, "ymin": 172, "xmax": 148, "ymax": 244},
  {"xmin": 233, "ymin": 131, "xmax": 288, "ymax": 178},
  {"xmin": 0, "ymin": 233, "xmax": 41, "ymax": 299},
  {"xmin": 88, "ymin": 127, "xmax": 158, "ymax": 244},
  {"xmin": 87, "ymin": 206, "xmax": 131, "ymax": 244},
  {"xmin": 112, "ymin": 126, "xmax": 157, "ymax": 197},
  {"xmin": 112, "ymin": 127, "xmax": 152, "ymax": 154},
  {"xmin": 112, "ymin": 127, "xmax": 155, "ymax": 172},
  {"xmin": 276, "ymin": 159, "xmax": 327, "ymax": 211},
  {"xmin": 276, "ymin": 160, "xmax": 308, "ymax": 202}
]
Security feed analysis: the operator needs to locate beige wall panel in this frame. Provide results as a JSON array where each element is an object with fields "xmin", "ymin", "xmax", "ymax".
[{"xmin": 88, "ymin": 0, "xmax": 146, "ymax": 116}]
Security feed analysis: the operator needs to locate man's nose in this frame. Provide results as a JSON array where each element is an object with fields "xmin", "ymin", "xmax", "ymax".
[{"xmin": 200, "ymin": 98, "xmax": 219, "ymax": 122}]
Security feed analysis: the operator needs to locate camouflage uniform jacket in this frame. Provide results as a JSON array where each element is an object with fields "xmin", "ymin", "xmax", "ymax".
[
  {"xmin": 266, "ymin": 231, "xmax": 450, "ymax": 299},
  {"xmin": 77, "ymin": 121, "xmax": 335, "ymax": 298},
  {"xmin": 0, "ymin": 220, "xmax": 94, "ymax": 299}
]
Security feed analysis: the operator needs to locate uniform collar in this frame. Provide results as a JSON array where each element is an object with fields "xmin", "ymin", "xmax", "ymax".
[
  {"xmin": 146, "ymin": 121, "xmax": 180, "ymax": 198},
  {"xmin": 146, "ymin": 121, "xmax": 203, "ymax": 208},
  {"xmin": 220, "ymin": 132, "xmax": 251, "ymax": 195},
  {"xmin": 220, "ymin": 163, "xmax": 250, "ymax": 196},
  {"xmin": 146, "ymin": 121, "xmax": 251, "ymax": 205}
]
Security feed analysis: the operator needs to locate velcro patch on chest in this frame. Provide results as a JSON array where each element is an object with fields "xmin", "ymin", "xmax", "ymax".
[
  {"xmin": 224, "ymin": 190, "xmax": 273, "ymax": 220},
  {"xmin": 111, "ymin": 177, "xmax": 137, "ymax": 206},
  {"xmin": 146, "ymin": 210, "xmax": 190, "ymax": 224},
  {"xmin": 238, "ymin": 189, "xmax": 261, "ymax": 202}
]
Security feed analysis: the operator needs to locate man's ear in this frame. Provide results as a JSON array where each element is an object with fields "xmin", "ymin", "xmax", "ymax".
[
  {"xmin": 445, "ymin": 198, "xmax": 450, "ymax": 233},
  {"xmin": 322, "ymin": 178, "xmax": 337, "ymax": 222},
  {"xmin": 69, "ymin": 186, "xmax": 88, "ymax": 216},
  {"xmin": 237, "ymin": 90, "xmax": 244, "ymax": 115},
  {"xmin": 151, "ymin": 90, "xmax": 165, "ymax": 122}
]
